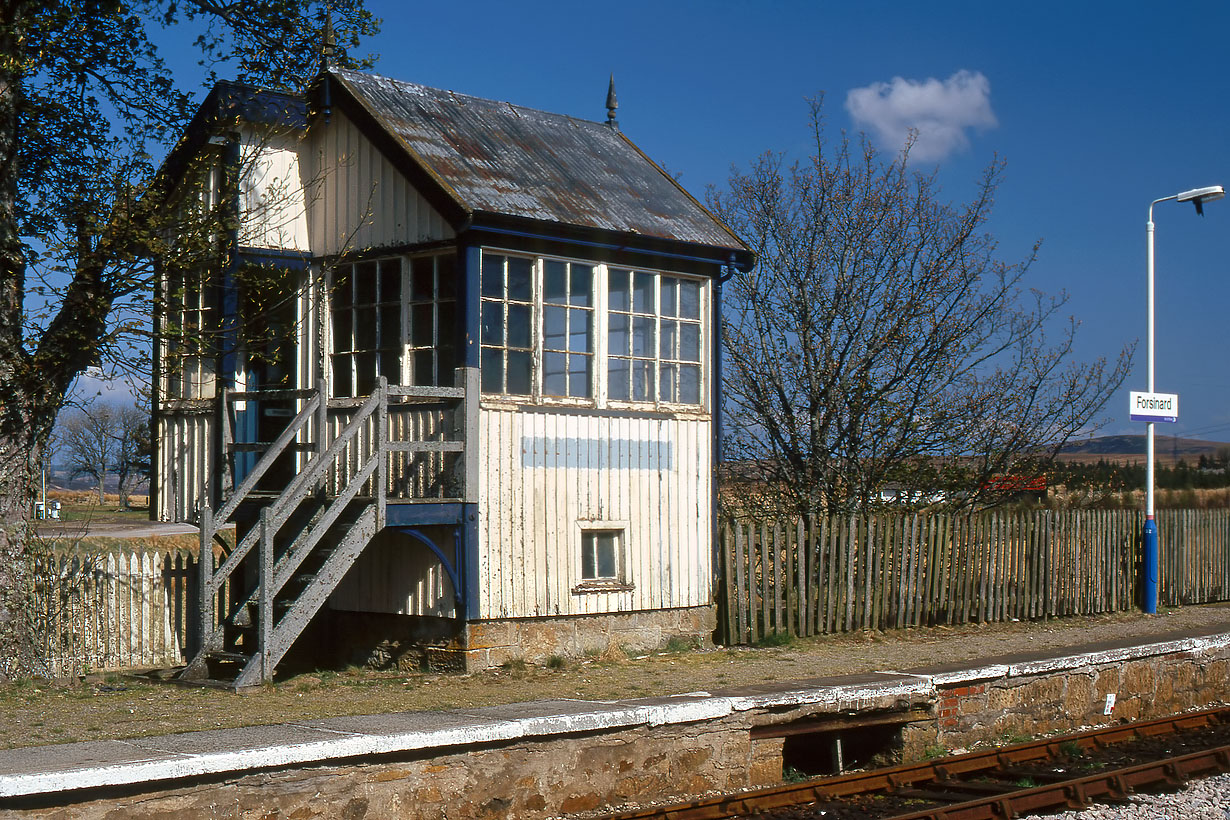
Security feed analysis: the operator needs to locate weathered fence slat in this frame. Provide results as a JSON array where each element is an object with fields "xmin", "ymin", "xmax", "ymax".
[{"xmin": 718, "ymin": 508, "xmax": 1230, "ymax": 646}]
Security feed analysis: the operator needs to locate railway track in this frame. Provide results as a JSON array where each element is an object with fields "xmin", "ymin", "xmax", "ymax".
[{"xmin": 602, "ymin": 706, "xmax": 1230, "ymax": 820}]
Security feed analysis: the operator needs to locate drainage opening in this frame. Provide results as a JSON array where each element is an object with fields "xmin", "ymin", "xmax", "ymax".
[{"xmin": 782, "ymin": 724, "xmax": 903, "ymax": 777}]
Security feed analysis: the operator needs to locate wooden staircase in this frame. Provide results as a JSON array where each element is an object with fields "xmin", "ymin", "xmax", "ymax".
[{"xmin": 179, "ymin": 376, "xmax": 466, "ymax": 689}]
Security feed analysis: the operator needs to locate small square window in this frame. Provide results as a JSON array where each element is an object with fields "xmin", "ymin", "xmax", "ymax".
[{"xmin": 581, "ymin": 530, "xmax": 622, "ymax": 581}]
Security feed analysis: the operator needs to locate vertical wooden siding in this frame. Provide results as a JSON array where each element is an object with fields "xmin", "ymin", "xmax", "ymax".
[
  {"xmin": 156, "ymin": 410, "xmax": 214, "ymax": 522},
  {"xmin": 718, "ymin": 509, "xmax": 1230, "ymax": 645},
  {"xmin": 238, "ymin": 129, "xmax": 311, "ymax": 252},
  {"xmin": 478, "ymin": 408, "xmax": 711, "ymax": 619},
  {"xmin": 303, "ymin": 111, "xmax": 453, "ymax": 256}
]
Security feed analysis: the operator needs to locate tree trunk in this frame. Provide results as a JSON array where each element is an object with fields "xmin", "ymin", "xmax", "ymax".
[{"xmin": 0, "ymin": 433, "xmax": 40, "ymax": 680}]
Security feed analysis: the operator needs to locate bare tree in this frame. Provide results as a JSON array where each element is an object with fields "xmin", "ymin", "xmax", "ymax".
[
  {"xmin": 113, "ymin": 404, "xmax": 149, "ymax": 510},
  {"xmin": 709, "ymin": 101, "xmax": 1132, "ymax": 515},
  {"xmin": 59, "ymin": 405, "xmax": 120, "ymax": 505}
]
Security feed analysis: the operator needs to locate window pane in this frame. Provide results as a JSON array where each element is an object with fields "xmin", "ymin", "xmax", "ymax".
[
  {"xmin": 569, "ymin": 355, "xmax": 591, "ymax": 398},
  {"xmin": 506, "ymin": 350, "xmax": 532, "ymax": 394},
  {"xmin": 632, "ymin": 359, "xmax": 652, "ymax": 401},
  {"xmin": 543, "ymin": 351, "xmax": 567, "ymax": 397},
  {"xmin": 355, "ymin": 311, "xmax": 377, "ymax": 350},
  {"xmin": 410, "ymin": 258, "xmax": 433, "ymax": 301},
  {"xmin": 355, "ymin": 352, "xmax": 376, "ymax": 395},
  {"xmin": 437, "ymin": 301, "xmax": 456, "ymax": 340},
  {"xmin": 480, "ymin": 301, "xmax": 503, "ymax": 345},
  {"xmin": 581, "ymin": 537, "xmax": 596, "ymax": 579},
  {"xmin": 381, "ymin": 305, "xmax": 402, "ymax": 347},
  {"xmin": 332, "ymin": 356, "xmax": 352, "ymax": 397},
  {"xmin": 545, "ymin": 260, "xmax": 567, "ymax": 303},
  {"xmin": 437, "ymin": 342, "xmax": 455, "ymax": 385},
  {"xmin": 632, "ymin": 316, "xmax": 655, "ymax": 357},
  {"xmin": 412, "ymin": 349, "xmax": 435, "ymax": 386},
  {"xmin": 680, "ymin": 279, "xmax": 701, "ymax": 319},
  {"xmin": 570, "ymin": 264, "xmax": 593, "ymax": 307},
  {"xmin": 660, "ymin": 362, "xmax": 676, "ymax": 403},
  {"xmin": 633, "ymin": 271, "xmax": 654, "ymax": 313},
  {"xmin": 332, "ymin": 270, "xmax": 352, "ymax": 308},
  {"xmin": 481, "ymin": 255, "xmax": 504, "ymax": 298},
  {"xmin": 381, "ymin": 350, "xmax": 401, "ymax": 385},
  {"xmin": 569, "ymin": 309, "xmax": 590, "ymax": 353},
  {"xmin": 608, "ymin": 358, "xmax": 629, "ymax": 400},
  {"xmin": 356, "ymin": 261, "xmax": 377, "ymax": 304},
  {"xmin": 408, "ymin": 303, "xmax": 431, "ymax": 346},
  {"xmin": 507, "ymin": 303, "xmax": 532, "ymax": 349},
  {"xmin": 680, "ymin": 323, "xmax": 700, "ymax": 362},
  {"xmin": 380, "ymin": 259, "xmax": 402, "ymax": 301},
  {"xmin": 660, "ymin": 319, "xmax": 678, "ymax": 359},
  {"xmin": 437, "ymin": 255, "xmax": 456, "ymax": 298},
  {"xmin": 544, "ymin": 305, "xmax": 567, "ymax": 351},
  {"xmin": 661, "ymin": 277, "xmax": 677, "ymax": 316},
  {"xmin": 608, "ymin": 312, "xmax": 629, "ymax": 357},
  {"xmin": 680, "ymin": 364, "xmax": 700, "ymax": 404},
  {"xmin": 507, "ymin": 257, "xmax": 533, "ymax": 301},
  {"xmin": 333, "ymin": 310, "xmax": 353, "ymax": 352},
  {"xmin": 480, "ymin": 347, "xmax": 503, "ymax": 392},
  {"xmin": 608, "ymin": 268, "xmax": 630, "ymax": 311},
  {"xmin": 596, "ymin": 532, "xmax": 617, "ymax": 578}
]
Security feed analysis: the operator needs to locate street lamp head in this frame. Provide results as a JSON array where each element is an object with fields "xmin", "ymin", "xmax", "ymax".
[{"xmin": 1176, "ymin": 185, "xmax": 1225, "ymax": 216}]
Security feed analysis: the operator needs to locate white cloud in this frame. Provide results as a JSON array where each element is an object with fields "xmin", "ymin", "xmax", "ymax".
[{"xmin": 845, "ymin": 69, "xmax": 998, "ymax": 162}]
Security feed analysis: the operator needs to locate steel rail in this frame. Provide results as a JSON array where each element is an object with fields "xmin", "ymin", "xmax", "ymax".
[{"xmin": 600, "ymin": 706, "xmax": 1230, "ymax": 820}]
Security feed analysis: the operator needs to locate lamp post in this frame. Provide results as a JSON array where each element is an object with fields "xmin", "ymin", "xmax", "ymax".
[{"xmin": 1143, "ymin": 184, "xmax": 1224, "ymax": 614}]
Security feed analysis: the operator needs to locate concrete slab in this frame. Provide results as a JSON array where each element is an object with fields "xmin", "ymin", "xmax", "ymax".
[
  {"xmin": 456, "ymin": 698, "xmax": 648, "ymax": 736},
  {"xmin": 297, "ymin": 709, "xmax": 526, "ymax": 752}
]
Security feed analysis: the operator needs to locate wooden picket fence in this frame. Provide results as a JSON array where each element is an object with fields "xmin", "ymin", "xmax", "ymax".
[
  {"xmin": 29, "ymin": 545, "xmax": 201, "ymax": 677},
  {"xmin": 717, "ymin": 508, "xmax": 1230, "ymax": 645}
]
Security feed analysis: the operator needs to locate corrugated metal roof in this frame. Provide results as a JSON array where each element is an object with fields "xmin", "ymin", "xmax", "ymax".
[{"xmin": 332, "ymin": 69, "xmax": 747, "ymax": 253}]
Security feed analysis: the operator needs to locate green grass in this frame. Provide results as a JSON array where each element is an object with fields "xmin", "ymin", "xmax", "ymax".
[{"xmin": 755, "ymin": 631, "xmax": 796, "ymax": 648}]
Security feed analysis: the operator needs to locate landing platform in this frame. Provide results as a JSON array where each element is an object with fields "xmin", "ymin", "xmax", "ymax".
[{"xmin": 3, "ymin": 617, "xmax": 1229, "ymax": 813}]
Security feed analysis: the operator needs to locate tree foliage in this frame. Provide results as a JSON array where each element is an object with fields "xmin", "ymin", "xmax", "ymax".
[
  {"xmin": 710, "ymin": 102, "xmax": 1132, "ymax": 515},
  {"xmin": 0, "ymin": 0, "xmax": 377, "ymax": 678}
]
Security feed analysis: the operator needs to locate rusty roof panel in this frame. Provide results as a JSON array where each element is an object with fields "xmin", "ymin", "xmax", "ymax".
[{"xmin": 333, "ymin": 70, "xmax": 747, "ymax": 253}]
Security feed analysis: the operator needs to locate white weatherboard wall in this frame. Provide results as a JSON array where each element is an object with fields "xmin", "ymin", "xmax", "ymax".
[
  {"xmin": 238, "ymin": 129, "xmax": 310, "ymax": 252},
  {"xmin": 478, "ymin": 407, "xmax": 712, "ymax": 619},
  {"xmin": 302, "ymin": 111, "xmax": 453, "ymax": 255}
]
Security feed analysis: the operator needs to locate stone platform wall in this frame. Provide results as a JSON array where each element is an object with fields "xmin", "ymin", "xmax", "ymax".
[
  {"xmin": 5, "ymin": 633, "xmax": 1230, "ymax": 819},
  {"xmin": 901, "ymin": 636, "xmax": 1230, "ymax": 757}
]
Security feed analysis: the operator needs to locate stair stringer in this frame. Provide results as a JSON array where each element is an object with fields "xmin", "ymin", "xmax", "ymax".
[{"xmin": 232, "ymin": 502, "xmax": 380, "ymax": 689}]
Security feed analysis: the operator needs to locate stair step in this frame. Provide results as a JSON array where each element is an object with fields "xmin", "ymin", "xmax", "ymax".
[{"xmin": 205, "ymin": 650, "xmax": 251, "ymax": 663}]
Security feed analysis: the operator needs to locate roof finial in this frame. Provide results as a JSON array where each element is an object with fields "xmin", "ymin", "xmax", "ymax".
[
  {"xmin": 321, "ymin": 9, "xmax": 337, "ymax": 72},
  {"xmin": 606, "ymin": 73, "xmax": 619, "ymax": 130}
]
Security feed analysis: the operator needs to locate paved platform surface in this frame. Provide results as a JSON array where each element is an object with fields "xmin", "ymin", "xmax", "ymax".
[{"xmin": 2, "ymin": 619, "xmax": 1229, "ymax": 801}]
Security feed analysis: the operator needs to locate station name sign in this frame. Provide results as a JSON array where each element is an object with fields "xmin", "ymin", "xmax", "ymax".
[{"xmin": 1130, "ymin": 391, "xmax": 1179, "ymax": 423}]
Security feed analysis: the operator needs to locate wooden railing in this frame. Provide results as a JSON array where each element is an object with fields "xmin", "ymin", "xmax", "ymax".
[
  {"xmin": 718, "ymin": 508, "xmax": 1230, "ymax": 645},
  {"xmin": 186, "ymin": 372, "xmax": 472, "ymax": 684}
]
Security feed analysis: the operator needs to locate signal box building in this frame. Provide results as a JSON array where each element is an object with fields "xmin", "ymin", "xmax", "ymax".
[{"xmin": 153, "ymin": 66, "xmax": 753, "ymax": 687}]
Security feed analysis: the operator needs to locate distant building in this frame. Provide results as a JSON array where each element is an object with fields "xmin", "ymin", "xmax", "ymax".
[{"xmin": 153, "ymin": 66, "xmax": 753, "ymax": 686}]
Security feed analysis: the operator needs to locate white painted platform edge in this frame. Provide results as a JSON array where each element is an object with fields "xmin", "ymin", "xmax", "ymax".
[{"xmin": 3, "ymin": 630, "xmax": 1229, "ymax": 799}]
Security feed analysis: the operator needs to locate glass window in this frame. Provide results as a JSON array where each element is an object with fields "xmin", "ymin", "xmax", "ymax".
[
  {"xmin": 406, "ymin": 253, "xmax": 458, "ymax": 387},
  {"xmin": 608, "ymin": 269, "xmax": 703, "ymax": 405},
  {"xmin": 479, "ymin": 253, "xmax": 535, "ymax": 395},
  {"xmin": 162, "ymin": 266, "xmax": 218, "ymax": 399},
  {"xmin": 542, "ymin": 260, "xmax": 593, "ymax": 398},
  {"xmin": 331, "ymin": 257, "xmax": 403, "ymax": 397},
  {"xmin": 581, "ymin": 530, "xmax": 622, "ymax": 581}
]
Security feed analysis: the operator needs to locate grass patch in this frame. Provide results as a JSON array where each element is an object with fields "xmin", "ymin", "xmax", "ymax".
[
  {"xmin": 545, "ymin": 655, "xmax": 566, "ymax": 671},
  {"xmin": 755, "ymin": 631, "xmax": 796, "ymax": 648}
]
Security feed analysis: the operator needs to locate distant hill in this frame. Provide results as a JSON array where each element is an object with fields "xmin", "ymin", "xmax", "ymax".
[{"xmin": 1056, "ymin": 435, "xmax": 1229, "ymax": 466}]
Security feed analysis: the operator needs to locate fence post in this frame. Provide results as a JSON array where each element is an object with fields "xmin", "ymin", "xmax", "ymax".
[
  {"xmin": 198, "ymin": 505, "xmax": 214, "ymax": 650},
  {"xmin": 259, "ymin": 506, "xmax": 273, "ymax": 682}
]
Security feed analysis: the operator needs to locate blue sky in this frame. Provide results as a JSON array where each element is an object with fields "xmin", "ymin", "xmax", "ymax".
[
  {"xmin": 159, "ymin": 1, "xmax": 1230, "ymax": 442},
  {"xmin": 355, "ymin": 1, "xmax": 1230, "ymax": 442}
]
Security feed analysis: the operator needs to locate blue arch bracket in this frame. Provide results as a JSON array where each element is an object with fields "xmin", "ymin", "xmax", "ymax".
[{"xmin": 391, "ymin": 526, "xmax": 466, "ymax": 620}]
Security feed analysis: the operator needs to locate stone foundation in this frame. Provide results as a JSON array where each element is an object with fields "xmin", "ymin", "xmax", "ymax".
[
  {"xmin": 5, "ymin": 633, "xmax": 1230, "ymax": 819},
  {"xmin": 429, "ymin": 605, "xmax": 717, "ymax": 671},
  {"xmin": 901, "ymin": 639, "xmax": 1230, "ymax": 758}
]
